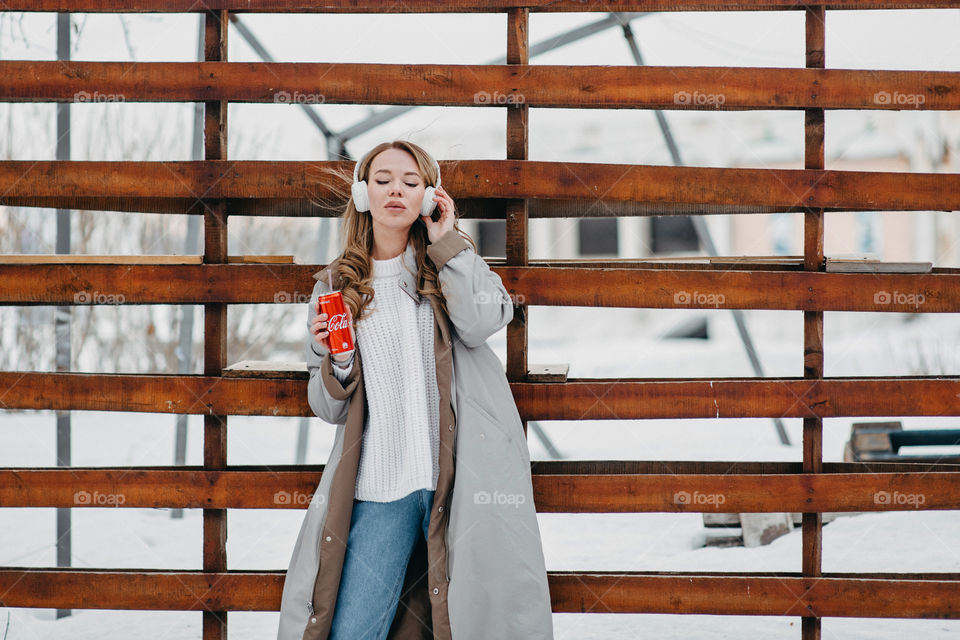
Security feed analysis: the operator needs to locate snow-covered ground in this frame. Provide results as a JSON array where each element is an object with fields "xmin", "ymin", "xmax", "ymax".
[{"xmin": 2, "ymin": 309, "xmax": 958, "ymax": 638}]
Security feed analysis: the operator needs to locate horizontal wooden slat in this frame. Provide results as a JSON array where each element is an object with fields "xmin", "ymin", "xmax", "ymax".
[
  {"xmin": 0, "ymin": 196, "xmax": 870, "ymax": 216},
  {"xmin": 0, "ymin": 372, "xmax": 957, "ymax": 418},
  {"xmin": 0, "ymin": 264, "xmax": 319, "ymax": 305},
  {"xmin": 3, "ymin": 1, "xmax": 958, "ymax": 12},
  {"xmin": 0, "ymin": 568, "xmax": 957, "ymax": 618},
  {"xmin": 3, "ymin": 161, "xmax": 959, "ymax": 212},
  {"xmin": 532, "ymin": 472, "xmax": 960, "ymax": 512},
  {"xmin": 515, "ymin": 377, "xmax": 960, "ymax": 420},
  {"xmin": 548, "ymin": 573, "xmax": 960, "ymax": 618},
  {"xmin": 499, "ymin": 267, "xmax": 960, "ymax": 311},
  {"xmin": 3, "ymin": 62, "xmax": 959, "ymax": 110},
  {"xmin": 2, "ymin": 467, "xmax": 958, "ymax": 511},
  {"xmin": 0, "ymin": 255, "xmax": 292, "ymax": 264},
  {"xmin": 1, "ymin": 254, "xmax": 957, "ymax": 275},
  {"xmin": 0, "ymin": 568, "xmax": 281, "ymax": 611},
  {"xmin": 0, "ymin": 371, "xmax": 309, "ymax": 416},
  {"xmin": 2, "ymin": 263, "xmax": 958, "ymax": 312},
  {"xmin": 530, "ymin": 460, "xmax": 960, "ymax": 475}
]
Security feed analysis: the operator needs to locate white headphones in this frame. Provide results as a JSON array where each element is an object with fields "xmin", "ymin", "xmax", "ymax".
[{"xmin": 351, "ymin": 150, "xmax": 441, "ymax": 218}]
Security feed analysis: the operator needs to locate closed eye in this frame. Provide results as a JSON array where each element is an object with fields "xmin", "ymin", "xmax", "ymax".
[{"xmin": 376, "ymin": 180, "xmax": 419, "ymax": 188}]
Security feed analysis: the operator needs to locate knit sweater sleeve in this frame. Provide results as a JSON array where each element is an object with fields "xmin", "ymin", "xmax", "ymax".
[
  {"xmin": 305, "ymin": 279, "xmax": 361, "ymax": 425},
  {"xmin": 330, "ymin": 353, "xmax": 354, "ymax": 381}
]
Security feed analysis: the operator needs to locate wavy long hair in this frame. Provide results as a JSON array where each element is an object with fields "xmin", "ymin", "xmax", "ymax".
[{"xmin": 314, "ymin": 140, "xmax": 477, "ymax": 327}]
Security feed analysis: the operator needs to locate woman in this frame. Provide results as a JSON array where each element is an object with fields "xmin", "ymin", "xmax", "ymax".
[{"xmin": 277, "ymin": 140, "xmax": 554, "ymax": 640}]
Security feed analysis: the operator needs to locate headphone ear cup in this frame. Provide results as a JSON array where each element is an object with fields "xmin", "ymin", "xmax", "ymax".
[
  {"xmin": 351, "ymin": 179, "xmax": 370, "ymax": 212},
  {"xmin": 421, "ymin": 185, "xmax": 437, "ymax": 217}
]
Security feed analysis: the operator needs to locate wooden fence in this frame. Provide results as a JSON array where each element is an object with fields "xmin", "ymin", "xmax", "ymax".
[{"xmin": 2, "ymin": 2, "xmax": 959, "ymax": 639}]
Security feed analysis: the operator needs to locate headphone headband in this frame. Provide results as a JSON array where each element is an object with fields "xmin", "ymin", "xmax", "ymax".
[{"xmin": 354, "ymin": 149, "xmax": 441, "ymax": 188}]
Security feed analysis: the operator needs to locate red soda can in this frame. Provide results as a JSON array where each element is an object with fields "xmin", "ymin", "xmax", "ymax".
[{"xmin": 318, "ymin": 290, "xmax": 354, "ymax": 354}]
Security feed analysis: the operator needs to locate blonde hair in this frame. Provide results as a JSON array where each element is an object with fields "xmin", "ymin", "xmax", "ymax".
[{"xmin": 313, "ymin": 139, "xmax": 477, "ymax": 325}]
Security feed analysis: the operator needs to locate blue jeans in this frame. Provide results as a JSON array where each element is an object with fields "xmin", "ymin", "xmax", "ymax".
[{"xmin": 329, "ymin": 488, "xmax": 435, "ymax": 640}]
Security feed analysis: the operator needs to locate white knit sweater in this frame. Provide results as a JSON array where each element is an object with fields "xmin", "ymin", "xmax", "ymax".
[{"xmin": 330, "ymin": 252, "xmax": 439, "ymax": 502}]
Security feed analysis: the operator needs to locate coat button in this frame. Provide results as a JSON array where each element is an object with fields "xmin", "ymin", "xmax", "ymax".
[
  {"xmin": 448, "ymin": 424, "xmax": 454, "ymax": 431},
  {"xmin": 325, "ymin": 536, "xmax": 331, "ymax": 542},
  {"xmin": 438, "ymin": 505, "xmax": 444, "ymax": 513},
  {"xmin": 432, "ymin": 587, "xmax": 439, "ymax": 595},
  {"xmin": 310, "ymin": 617, "xmax": 317, "ymax": 624}
]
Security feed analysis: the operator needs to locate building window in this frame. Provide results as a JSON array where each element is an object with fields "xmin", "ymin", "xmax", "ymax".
[
  {"xmin": 650, "ymin": 216, "xmax": 698, "ymax": 253},
  {"xmin": 577, "ymin": 218, "xmax": 619, "ymax": 256},
  {"xmin": 477, "ymin": 220, "xmax": 505, "ymax": 258}
]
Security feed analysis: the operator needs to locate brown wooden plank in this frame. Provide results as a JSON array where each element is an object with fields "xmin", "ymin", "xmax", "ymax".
[
  {"xmin": 512, "ymin": 377, "xmax": 960, "ymax": 420},
  {"xmin": 527, "ymin": 364, "xmax": 569, "ymax": 382},
  {"xmin": 3, "ymin": 61, "xmax": 959, "ymax": 110},
  {"xmin": 222, "ymin": 360, "xmax": 308, "ymax": 378},
  {"xmin": 0, "ymin": 263, "xmax": 317, "ymax": 304},
  {"xmin": 203, "ymin": 10, "xmax": 229, "ymax": 640},
  {"xmin": 1, "ymin": 569, "xmax": 958, "ymax": 618},
  {"xmin": 2, "ymin": 263, "xmax": 959, "ymax": 312},
  {"xmin": 6, "ymin": 459, "xmax": 960, "ymax": 477},
  {"xmin": 498, "ymin": 267, "xmax": 960, "ymax": 311},
  {"xmin": 3, "ymin": 468, "xmax": 959, "ymax": 512},
  {"xmin": 3, "ymin": 160, "xmax": 960, "ymax": 211},
  {"xmin": 532, "ymin": 460, "xmax": 960, "ymax": 475},
  {"xmin": 0, "ymin": 568, "xmax": 283, "ymax": 611},
  {"xmin": 533, "ymin": 472, "xmax": 960, "ymax": 513},
  {"xmin": 0, "ymin": 255, "xmax": 292, "ymax": 264},
  {"xmin": 803, "ymin": 6, "xmax": 827, "ymax": 637},
  {"xmin": 3, "ymin": 1, "xmax": 958, "ymax": 13},
  {"xmin": 5, "ymin": 254, "xmax": 949, "ymax": 273},
  {"xmin": 0, "ymin": 195, "xmax": 883, "ymax": 217},
  {"xmin": 0, "ymin": 371, "xmax": 957, "ymax": 418},
  {"xmin": 505, "ymin": 7, "xmax": 530, "ymax": 440},
  {"xmin": 547, "ymin": 573, "xmax": 960, "ymax": 618}
]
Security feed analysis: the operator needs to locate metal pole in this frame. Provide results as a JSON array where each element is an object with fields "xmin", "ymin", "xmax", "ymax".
[
  {"xmin": 618, "ymin": 13, "xmax": 790, "ymax": 446},
  {"xmin": 54, "ymin": 10, "xmax": 73, "ymax": 620},
  {"xmin": 172, "ymin": 14, "xmax": 206, "ymax": 519}
]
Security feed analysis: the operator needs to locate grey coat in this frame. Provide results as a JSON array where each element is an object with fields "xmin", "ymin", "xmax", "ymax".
[{"xmin": 277, "ymin": 228, "xmax": 554, "ymax": 640}]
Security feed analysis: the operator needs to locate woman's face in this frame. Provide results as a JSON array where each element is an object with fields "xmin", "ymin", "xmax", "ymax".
[{"xmin": 365, "ymin": 148, "xmax": 427, "ymax": 235}]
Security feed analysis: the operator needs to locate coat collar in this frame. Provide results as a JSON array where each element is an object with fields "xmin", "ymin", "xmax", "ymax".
[{"xmin": 397, "ymin": 241, "xmax": 421, "ymax": 304}]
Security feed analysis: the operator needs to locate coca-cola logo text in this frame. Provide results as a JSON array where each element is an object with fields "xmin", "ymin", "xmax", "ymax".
[{"xmin": 327, "ymin": 313, "xmax": 350, "ymax": 331}]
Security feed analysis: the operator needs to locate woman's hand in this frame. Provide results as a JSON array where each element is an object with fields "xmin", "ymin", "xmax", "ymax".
[
  {"xmin": 422, "ymin": 185, "xmax": 457, "ymax": 244},
  {"xmin": 311, "ymin": 298, "xmax": 355, "ymax": 362}
]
